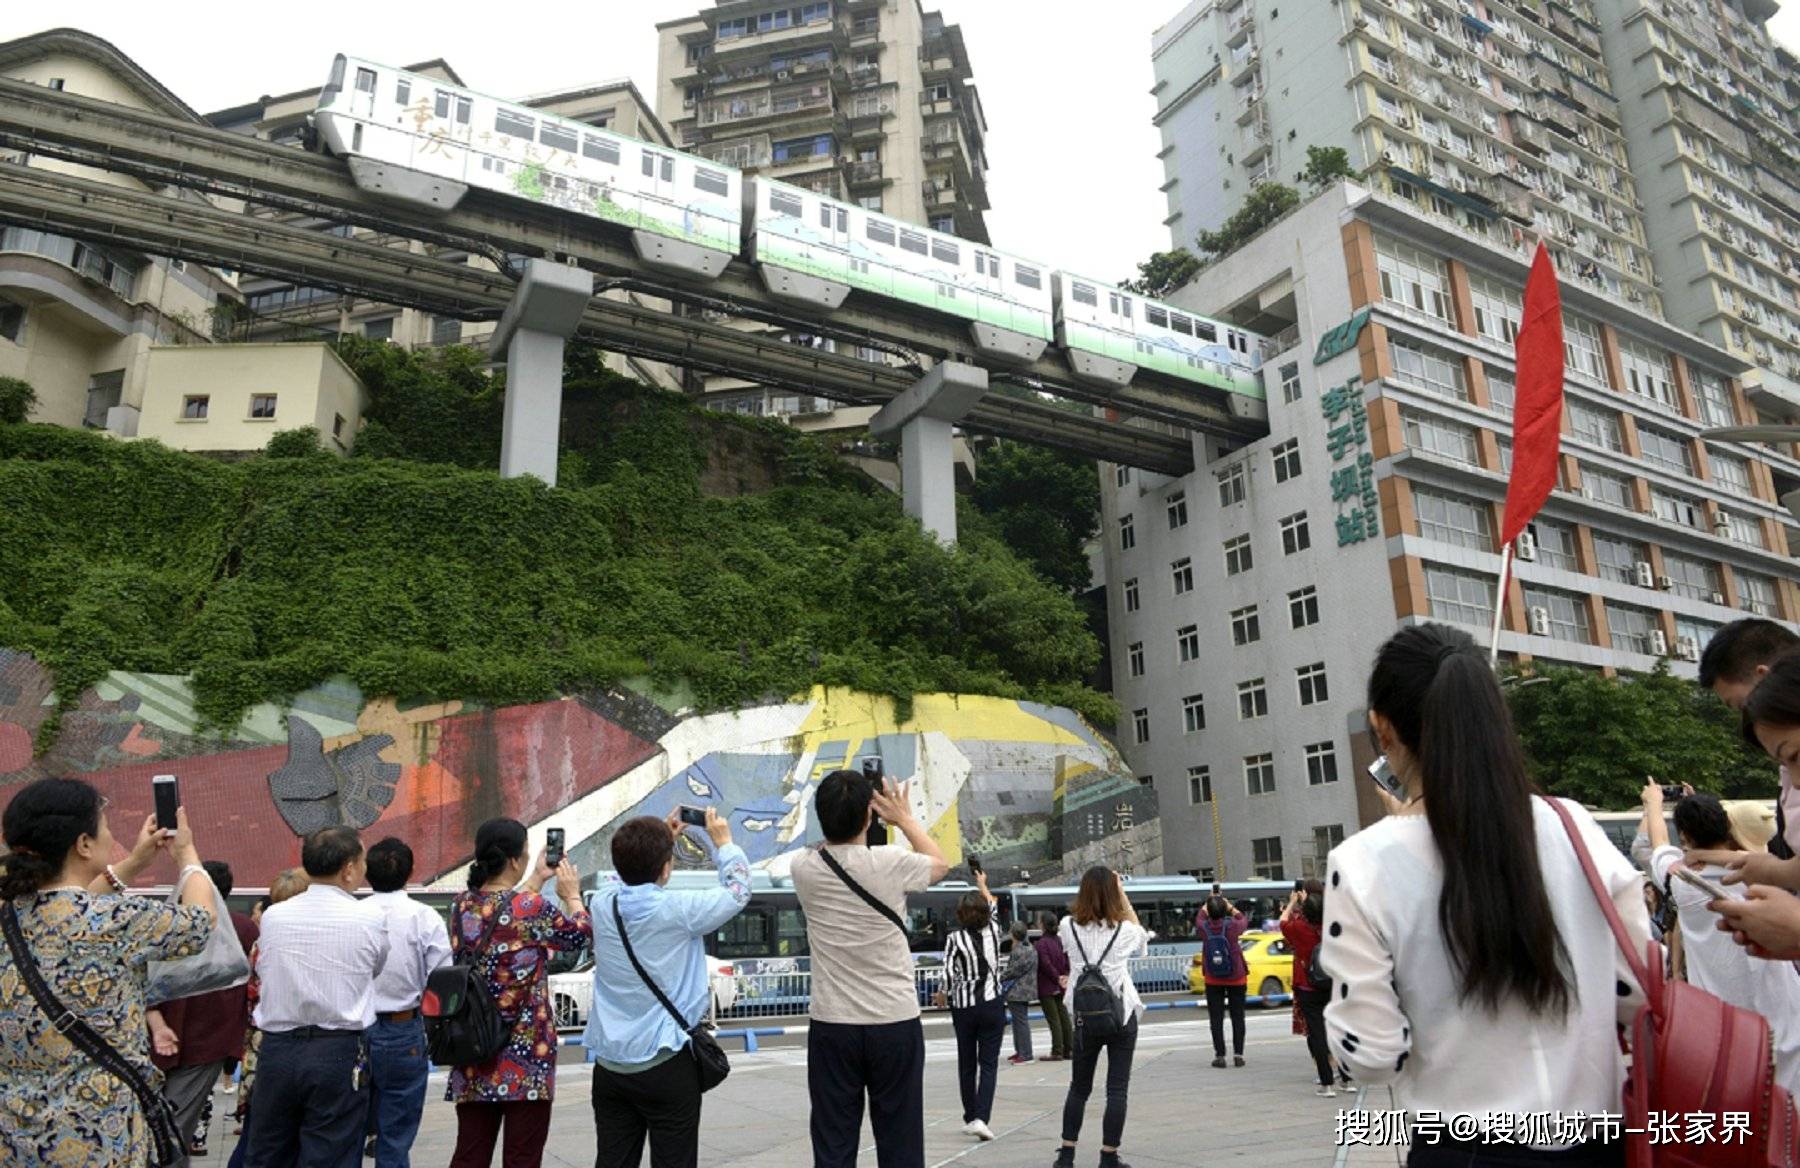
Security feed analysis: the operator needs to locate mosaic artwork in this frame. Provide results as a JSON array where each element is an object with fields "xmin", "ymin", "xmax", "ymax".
[{"xmin": 0, "ymin": 650, "xmax": 1157, "ymax": 888}]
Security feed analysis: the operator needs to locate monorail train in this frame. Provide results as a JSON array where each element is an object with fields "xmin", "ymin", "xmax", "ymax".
[{"xmin": 312, "ymin": 54, "xmax": 1269, "ymax": 411}]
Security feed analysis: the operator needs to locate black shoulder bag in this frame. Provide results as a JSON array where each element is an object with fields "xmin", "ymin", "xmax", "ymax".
[
  {"xmin": 1, "ymin": 900, "xmax": 184, "ymax": 1166},
  {"xmin": 610, "ymin": 897, "xmax": 730, "ymax": 1093},
  {"xmin": 816, "ymin": 847, "xmax": 911, "ymax": 940}
]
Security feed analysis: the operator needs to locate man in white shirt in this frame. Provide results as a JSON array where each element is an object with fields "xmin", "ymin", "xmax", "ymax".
[
  {"xmin": 246, "ymin": 826, "xmax": 389, "ymax": 1168},
  {"xmin": 791, "ymin": 768, "xmax": 948, "ymax": 1168},
  {"xmin": 362, "ymin": 837, "xmax": 451, "ymax": 1168}
]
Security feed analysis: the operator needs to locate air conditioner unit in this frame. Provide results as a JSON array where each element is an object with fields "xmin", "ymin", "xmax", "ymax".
[
  {"xmin": 776, "ymin": 70, "xmax": 791, "ymax": 80},
  {"xmin": 1529, "ymin": 606, "xmax": 1552, "ymax": 636},
  {"xmin": 1656, "ymin": 574, "xmax": 1674, "ymax": 590},
  {"xmin": 1633, "ymin": 561, "xmax": 1655, "ymax": 588},
  {"xmin": 1714, "ymin": 509, "xmax": 1733, "ymax": 536},
  {"xmin": 1710, "ymin": 590, "xmax": 1727, "ymax": 605},
  {"xmin": 1651, "ymin": 629, "xmax": 1670, "ymax": 656},
  {"xmin": 1677, "ymin": 635, "xmax": 1701, "ymax": 662},
  {"xmin": 1515, "ymin": 531, "xmax": 1538, "ymax": 561}
]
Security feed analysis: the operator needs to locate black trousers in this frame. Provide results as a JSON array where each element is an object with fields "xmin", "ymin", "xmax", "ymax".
[
  {"xmin": 949, "ymin": 999, "xmax": 1005, "ymax": 1124},
  {"xmin": 1408, "ymin": 1140, "xmax": 1624, "ymax": 1167},
  {"xmin": 807, "ymin": 1018, "xmax": 926, "ymax": 1168},
  {"xmin": 1205, "ymin": 983, "xmax": 1247, "ymax": 1057},
  {"xmin": 1296, "ymin": 986, "xmax": 1334, "ymax": 1087},
  {"xmin": 592, "ymin": 1052, "xmax": 703, "ymax": 1168},
  {"xmin": 1061, "ymin": 1019, "xmax": 1137, "ymax": 1149},
  {"xmin": 244, "ymin": 1028, "xmax": 368, "ymax": 1168}
]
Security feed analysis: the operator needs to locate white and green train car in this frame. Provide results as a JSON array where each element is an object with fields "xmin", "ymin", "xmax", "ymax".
[
  {"xmin": 314, "ymin": 55, "xmax": 741, "ymax": 279},
  {"xmin": 1053, "ymin": 273, "xmax": 1267, "ymax": 416},
  {"xmin": 746, "ymin": 178, "xmax": 1053, "ymax": 364}
]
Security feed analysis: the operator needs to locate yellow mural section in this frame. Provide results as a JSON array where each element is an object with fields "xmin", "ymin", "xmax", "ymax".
[{"xmin": 791, "ymin": 687, "xmax": 1092, "ymax": 744}]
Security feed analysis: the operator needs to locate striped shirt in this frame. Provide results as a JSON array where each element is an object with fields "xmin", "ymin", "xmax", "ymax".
[
  {"xmin": 253, "ymin": 883, "xmax": 389, "ymax": 1032},
  {"xmin": 942, "ymin": 919, "xmax": 1003, "ymax": 1009}
]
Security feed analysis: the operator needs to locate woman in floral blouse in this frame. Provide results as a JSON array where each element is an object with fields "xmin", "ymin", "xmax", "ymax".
[{"xmin": 447, "ymin": 817, "xmax": 590, "ymax": 1168}]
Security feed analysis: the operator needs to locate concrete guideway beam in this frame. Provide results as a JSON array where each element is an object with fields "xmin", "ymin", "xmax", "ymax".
[
  {"xmin": 491, "ymin": 260, "xmax": 594, "ymax": 486},
  {"xmin": 869, "ymin": 363, "xmax": 989, "ymax": 545}
]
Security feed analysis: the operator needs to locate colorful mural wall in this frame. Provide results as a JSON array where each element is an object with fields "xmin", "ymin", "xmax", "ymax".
[{"xmin": 0, "ymin": 650, "xmax": 1157, "ymax": 888}]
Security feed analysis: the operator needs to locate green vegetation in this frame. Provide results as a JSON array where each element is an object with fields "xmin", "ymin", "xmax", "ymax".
[
  {"xmin": 0, "ymin": 342, "xmax": 1112, "ymax": 751},
  {"xmin": 265, "ymin": 426, "xmax": 326, "ymax": 459},
  {"xmin": 1506, "ymin": 662, "xmax": 1773, "ymax": 809},
  {"xmin": 1300, "ymin": 145, "xmax": 1356, "ymax": 191},
  {"xmin": 1119, "ymin": 249, "xmax": 1202, "ymax": 300},
  {"xmin": 1195, "ymin": 182, "xmax": 1301, "ymax": 263},
  {"xmin": 966, "ymin": 442, "xmax": 1101, "ymax": 594},
  {"xmin": 0, "ymin": 376, "xmax": 36, "ymax": 424}
]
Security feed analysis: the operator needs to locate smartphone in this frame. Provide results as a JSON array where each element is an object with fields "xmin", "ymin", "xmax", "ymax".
[
  {"xmin": 677, "ymin": 806, "xmax": 708, "ymax": 827},
  {"xmin": 1294, "ymin": 879, "xmax": 1305, "ymax": 893},
  {"xmin": 1674, "ymin": 866, "xmax": 1733, "ymax": 903},
  {"xmin": 1366, "ymin": 756, "xmax": 1406, "ymax": 801},
  {"xmin": 968, "ymin": 854, "xmax": 984, "ymax": 876},
  {"xmin": 861, "ymin": 757, "xmax": 888, "ymax": 846},
  {"xmin": 1661, "ymin": 785, "xmax": 1686, "ymax": 803},
  {"xmin": 152, "ymin": 774, "xmax": 179, "ymax": 832},
  {"xmin": 544, "ymin": 828, "xmax": 565, "ymax": 870}
]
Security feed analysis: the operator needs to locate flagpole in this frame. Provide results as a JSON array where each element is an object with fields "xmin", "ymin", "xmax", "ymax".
[{"xmin": 1488, "ymin": 542, "xmax": 1514, "ymax": 667}]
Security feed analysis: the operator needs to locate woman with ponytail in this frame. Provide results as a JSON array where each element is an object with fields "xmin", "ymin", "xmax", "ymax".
[
  {"xmin": 446, "ymin": 817, "xmax": 590, "ymax": 1168},
  {"xmin": 1322, "ymin": 624, "xmax": 1649, "ymax": 1167},
  {"xmin": 0, "ymin": 776, "xmax": 217, "ymax": 1167}
]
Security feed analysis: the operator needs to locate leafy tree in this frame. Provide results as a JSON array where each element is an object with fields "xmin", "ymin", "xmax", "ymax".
[
  {"xmin": 1120, "ymin": 249, "xmax": 1202, "ymax": 300},
  {"xmin": 337, "ymin": 336, "xmax": 505, "ymax": 468},
  {"xmin": 1506, "ymin": 662, "xmax": 1774, "ymax": 809},
  {"xmin": 0, "ymin": 377, "xmax": 36, "ymax": 424},
  {"xmin": 1301, "ymin": 145, "xmax": 1356, "ymax": 190},
  {"xmin": 1194, "ymin": 183, "xmax": 1301, "ymax": 261},
  {"xmin": 967, "ymin": 442, "xmax": 1101, "ymax": 593},
  {"xmin": 264, "ymin": 427, "xmax": 325, "ymax": 458}
]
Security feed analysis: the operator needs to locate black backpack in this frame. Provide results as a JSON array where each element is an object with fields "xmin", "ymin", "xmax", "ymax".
[
  {"xmin": 423, "ymin": 904, "xmax": 508, "ymax": 1068},
  {"xmin": 1306, "ymin": 943, "xmax": 1332, "ymax": 996},
  {"xmin": 1068, "ymin": 924, "xmax": 1125, "ymax": 1042}
]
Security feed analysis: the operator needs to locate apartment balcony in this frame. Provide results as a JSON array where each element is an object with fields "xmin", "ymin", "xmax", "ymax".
[
  {"xmin": 707, "ymin": 16, "xmax": 851, "ymax": 65},
  {"xmin": 1226, "ymin": 8, "xmax": 1256, "ymax": 42},
  {"xmin": 696, "ymin": 84, "xmax": 839, "ymax": 132},
  {"xmin": 847, "ymin": 158, "xmax": 886, "ymax": 186},
  {"xmin": 1510, "ymin": 111, "xmax": 1548, "ymax": 154},
  {"xmin": 920, "ymin": 21, "xmax": 973, "ymax": 81},
  {"xmin": 922, "ymin": 178, "xmax": 960, "ymax": 209},
  {"xmin": 848, "ymin": 61, "xmax": 882, "ymax": 88},
  {"xmin": 700, "ymin": 135, "xmax": 773, "ymax": 171}
]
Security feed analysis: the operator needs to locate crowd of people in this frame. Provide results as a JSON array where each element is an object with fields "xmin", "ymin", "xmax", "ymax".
[{"xmin": 5, "ymin": 615, "xmax": 1800, "ymax": 1168}]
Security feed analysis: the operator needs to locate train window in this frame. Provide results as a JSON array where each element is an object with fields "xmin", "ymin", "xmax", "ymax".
[
  {"xmin": 582, "ymin": 134, "xmax": 620, "ymax": 165},
  {"xmin": 1197, "ymin": 321, "xmax": 1218, "ymax": 342},
  {"xmin": 354, "ymin": 68, "xmax": 376, "ymax": 95},
  {"xmin": 898, "ymin": 230, "xmax": 929, "ymax": 256},
  {"xmin": 495, "ymin": 109, "xmax": 535, "ymax": 141},
  {"xmin": 395, "ymin": 79, "xmax": 411, "ymax": 106},
  {"xmin": 770, "ymin": 189, "xmax": 804, "ymax": 217},
  {"xmin": 455, "ymin": 96, "xmax": 472, "ymax": 124},
  {"xmin": 539, "ymin": 123, "xmax": 578, "ymax": 153},
  {"xmin": 1146, "ymin": 306, "xmax": 1169, "ymax": 329},
  {"xmin": 695, "ymin": 167, "xmax": 730, "ymax": 196},
  {"xmin": 1072, "ymin": 282, "xmax": 1098, "ymax": 307},
  {"xmin": 642, "ymin": 151, "xmax": 674, "ymax": 181},
  {"xmin": 1014, "ymin": 264, "xmax": 1042, "ymax": 289},
  {"xmin": 1109, "ymin": 292, "xmax": 1133, "ymax": 317},
  {"xmin": 1171, "ymin": 314, "xmax": 1194, "ymax": 336},
  {"xmin": 435, "ymin": 91, "xmax": 471, "ymax": 124},
  {"xmin": 931, "ymin": 239, "xmax": 960, "ymax": 265},
  {"xmin": 866, "ymin": 219, "xmax": 896, "ymax": 246},
  {"xmin": 976, "ymin": 252, "xmax": 1000, "ymax": 277},
  {"xmin": 820, "ymin": 204, "xmax": 832, "ymax": 228},
  {"xmin": 817, "ymin": 204, "xmax": 848, "ymax": 232}
]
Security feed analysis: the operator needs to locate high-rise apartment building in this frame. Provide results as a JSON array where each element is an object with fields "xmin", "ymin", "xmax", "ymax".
[
  {"xmin": 655, "ymin": 0, "xmax": 991, "ymax": 424},
  {"xmin": 1101, "ymin": 181, "xmax": 1800, "ymax": 880},
  {"xmin": 1596, "ymin": 0, "xmax": 1800, "ymax": 406}
]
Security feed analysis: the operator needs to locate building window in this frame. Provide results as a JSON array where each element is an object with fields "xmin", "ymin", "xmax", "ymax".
[
  {"xmin": 1119, "ymin": 515, "xmax": 1136, "ymax": 550},
  {"xmin": 1133, "ymin": 708, "xmax": 1150, "ymax": 743},
  {"xmin": 1188, "ymin": 765, "xmax": 1213, "ymax": 804},
  {"xmin": 1425, "ymin": 565, "xmax": 1496, "ymax": 626},
  {"xmin": 1218, "ymin": 462, "xmax": 1247, "ymax": 505},
  {"xmin": 1389, "ymin": 338, "xmax": 1469, "ymax": 402},
  {"xmin": 1297, "ymin": 662, "xmax": 1329, "ymax": 706},
  {"xmin": 1178, "ymin": 625, "xmax": 1201, "ymax": 662},
  {"xmin": 332, "ymin": 413, "xmax": 347, "ymax": 440},
  {"xmin": 432, "ymin": 316, "xmax": 462, "ymax": 346},
  {"xmin": 1375, "ymin": 233, "xmax": 1452, "ymax": 322},
  {"xmin": 1245, "ymin": 754, "xmax": 1277, "ymax": 797},
  {"xmin": 1650, "ymin": 488, "xmax": 1704, "ymax": 530},
  {"xmin": 1486, "ymin": 371, "xmax": 1515, "ymax": 417},
  {"xmin": 1127, "ymin": 642, "xmax": 1145, "ymax": 678},
  {"xmin": 1401, "ymin": 410, "xmax": 1479, "ymax": 465},
  {"xmin": 1172, "ymin": 557, "xmax": 1194, "ymax": 595},
  {"xmin": 1116, "ymin": 465, "xmax": 1132, "ymax": 487},
  {"xmin": 1739, "ymin": 571, "xmax": 1779, "ymax": 617},
  {"xmin": 1522, "ymin": 585, "xmax": 1593, "ymax": 643},
  {"xmin": 1183, "ymin": 694, "xmax": 1206, "ymax": 733},
  {"xmin": 1675, "ymin": 615, "xmax": 1722, "ymax": 657},
  {"xmin": 363, "ymin": 317, "xmax": 395, "ymax": 341},
  {"xmin": 1167, "ymin": 491, "xmax": 1189, "ymax": 529},
  {"xmin": 1230, "ymin": 604, "xmax": 1261, "ymax": 646},
  {"xmin": 1305, "ymin": 741, "xmax": 1339, "ymax": 786},
  {"xmin": 1591, "ymin": 533, "xmax": 1648, "ymax": 585},
  {"xmin": 182, "ymin": 395, "xmax": 209, "ymax": 420},
  {"xmin": 1279, "ymin": 511, "xmax": 1312, "ymax": 555},
  {"xmin": 1660, "ymin": 552, "xmax": 1721, "ymax": 603},
  {"xmin": 1692, "ymin": 371, "xmax": 1737, "ymax": 428},
  {"xmin": 1280, "ymin": 362, "xmax": 1302, "ymax": 404},
  {"xmin": 1580, "ymin": 464, "xmax": 1634, "ymax": 510},
  {"xmin": 1618, "ymin": 337, "xmax": 1678, "ymax": 410},
  {"xmin": 1289, "ymin": 586, "xmax": 1320, "ymax": 628},
  {"xmin": 1568, "ymin": 401, "xmax": 1625, "ymax": 452},
  {"xmin": 1237, "ymin": 678, "xmax": 1268, "ymax": 720},
  {"xmin": 1252, "ymin": 835, "xmax": 1284, "ymax": 879},
  {"xmin": 1311, "ymin": 824, "xmax": 1346, "ymax": 872},
  {"xmin": 1414, "ymin": 486, "xmax": 1494, "ymax": 550},
  {"xmin": 1605, "ymin": 602, "xmax": 1660, "ymax": 655},
  {"xmin": 1564, "ymin": 313, "xmax": 1608, "ymax": 384},
  {"xmin": 1123, "ymin": 577, "xmax": 1140, "ymax": 613},
  {"xmin": 1710, "ymin": 452, "xmax": 1752, "ymax": 496},
  {"xmin": 1723, "ymin": 511, "xmax": 1765, "ymax": 547},
  {"xmin": 249, "ymin": 394, "xmax": 277, "ymax": 419},
  {"xmin": 1526, "ymin": 519, "xmax": 1578, "ymax": 571},
  {"xmin": 1468, "ymin": 272, "xmax": 1522, "ymax": 344},
  {"xmin": 1637, "ymin": 425, "xmax": 1694, "ymax": 476},
  {"xmin": 0, "ymin": 299, "xmax": 23, "ymax": 344},
  {"xmin": 1272, "ymin": 438, "xmax": 1302, "ymax": 482},
  {"xmin": 1224, "ymin": 534, "xmax": 1253, "ymax": 576}
]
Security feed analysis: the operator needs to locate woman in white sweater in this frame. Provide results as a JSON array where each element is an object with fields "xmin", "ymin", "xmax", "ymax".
[{"xmin": 1322, "ymin": 623, "xmax": 1649, "ymax": 1167}]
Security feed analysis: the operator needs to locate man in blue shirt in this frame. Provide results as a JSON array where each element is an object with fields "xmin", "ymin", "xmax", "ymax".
[{"xmin": 584, "ymin": 807, "xmax": 749, "ymax": 1168}]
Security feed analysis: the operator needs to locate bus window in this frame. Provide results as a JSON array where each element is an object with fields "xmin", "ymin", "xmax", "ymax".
[
  {"xmin": 776, "ymin": 907, "xmax": 809, "ymax": 957},
  {"xmin": 712, "ymin": 908, "xmax": 773, "ymax": 960}
]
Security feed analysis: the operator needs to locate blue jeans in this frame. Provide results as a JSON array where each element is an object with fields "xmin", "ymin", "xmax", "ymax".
[{"xmin": 366, "ymin": 1017, "xmax": 430, "ymax": 1168}]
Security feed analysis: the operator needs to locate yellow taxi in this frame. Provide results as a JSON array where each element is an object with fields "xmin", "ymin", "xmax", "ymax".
[{"xmin": 1186, "ymin": 931, "xmax": 1295, "ymax": 1002}]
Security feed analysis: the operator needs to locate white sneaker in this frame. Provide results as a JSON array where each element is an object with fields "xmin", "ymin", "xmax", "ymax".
[
  {"xmin": 964, "ymin": 1120, "xmax": 996, "ymax": 1141},
  {"xmin": 1315, "ymin": 1086, "xmax": 1337, "ymax": 1098}
]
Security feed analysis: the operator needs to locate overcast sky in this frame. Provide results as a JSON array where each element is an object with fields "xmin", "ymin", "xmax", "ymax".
[{"xmin": 8, "ymin": 1, "xmax": 1797, "ymax": 283}]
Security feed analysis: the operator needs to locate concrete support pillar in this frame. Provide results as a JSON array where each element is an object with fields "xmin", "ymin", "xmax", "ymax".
[
  {"xmin": 490, "ymin": 259, "xmax": 595, "ymax": 486},
  {"xmin": 868, "ymin": 362, "xmax": 990, "ymax": 544}
]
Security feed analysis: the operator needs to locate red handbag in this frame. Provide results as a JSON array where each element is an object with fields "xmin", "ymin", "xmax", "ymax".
[{"xmin": 1547, "ymin": 796, "xmax": 1799, "ymax": 1168}]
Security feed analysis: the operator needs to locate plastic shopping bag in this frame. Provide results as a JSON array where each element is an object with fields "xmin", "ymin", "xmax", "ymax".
[{"xmin": 146, "ymin": 871, "xmax": 250, "ymax": 1005}]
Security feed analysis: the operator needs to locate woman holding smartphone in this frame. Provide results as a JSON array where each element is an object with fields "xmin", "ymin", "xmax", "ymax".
[
  {"xmin": 1324, "ymin": 624, "xmax": 1649, "ymax": 1167},
  {"xmin": 1054, "ymin": 867, "xmax": 1148, "ymax": 1168}
]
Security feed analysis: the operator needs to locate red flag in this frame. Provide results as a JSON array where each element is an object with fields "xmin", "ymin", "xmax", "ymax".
[{"xmin": 1500, "ymin": 244, "xmax": 1565, "ymax": 548}]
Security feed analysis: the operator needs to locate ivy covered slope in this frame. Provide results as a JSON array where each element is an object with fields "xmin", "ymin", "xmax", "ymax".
[{"xmin": 0, "ymin": 341, "xmax": 1112, "ymax": 745}]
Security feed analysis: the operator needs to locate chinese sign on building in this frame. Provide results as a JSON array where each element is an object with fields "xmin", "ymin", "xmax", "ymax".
[{"xmin": 1322, "ymin": 377, "xmax": 1381, "ymax": 546}]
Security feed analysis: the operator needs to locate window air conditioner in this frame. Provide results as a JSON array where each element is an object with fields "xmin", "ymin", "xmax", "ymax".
[
  {"xmin": 1677, "ymin": 636, "xmax": 1701, "ymax": 662},
  {"xmin": 1655, "ymin": 574, "xmax": 1674, "ymax": 591},
  {"xmin": 1515, "ymin": 531, "xmax": 1538, "ymax": 561},
  {"xmin": 1651, "ymin": 629, "xmax": 1670, "ymax": 656},
  {"xmin": 1715, "ymin": 510, "xmax": 1733, "ymax": 536},
  {"xmin": 1633, "ymin": 561, "xmax": 1655, "ymax": 588},
  {"xmin": 1528, "ymin": 606, "xmax": 1552, "ymax": 636},
  {"xmin": 1710, "ymin": 590, "xmax": 1727, "ymax": 606}
]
